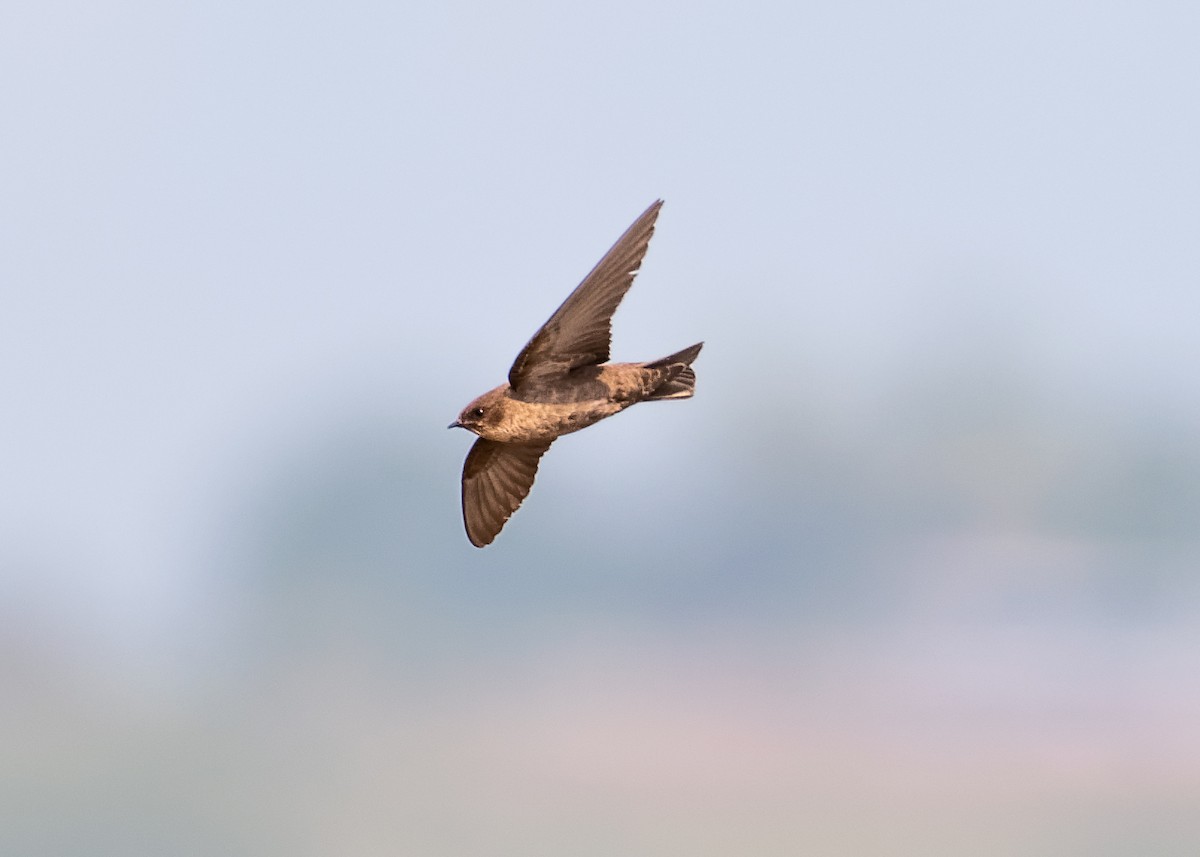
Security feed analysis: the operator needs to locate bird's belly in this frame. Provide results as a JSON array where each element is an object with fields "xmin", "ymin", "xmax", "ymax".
[{"xmin": 501, "ymin": 399, "xmax": 622, "ymax": 442}]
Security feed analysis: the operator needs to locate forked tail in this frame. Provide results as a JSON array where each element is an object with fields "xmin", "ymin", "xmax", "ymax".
[{"xmin": 645, "ymin": 341, "xmax": 704, "ymax": 400}]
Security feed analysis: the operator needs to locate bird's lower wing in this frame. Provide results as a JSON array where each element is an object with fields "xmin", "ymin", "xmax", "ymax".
[{"xmin": 461, "ymin": 438, "xmax": 554, "ymax": 547}]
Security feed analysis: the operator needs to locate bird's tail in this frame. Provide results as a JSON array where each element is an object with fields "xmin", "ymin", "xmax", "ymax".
[{"xmin": 644, "ymin": 341, "xmax": 704, "ymax": 400}]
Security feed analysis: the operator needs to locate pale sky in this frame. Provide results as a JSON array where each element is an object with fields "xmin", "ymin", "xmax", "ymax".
[{"xmin": 3, "ymin": 2, "xmax": 1200, "ymax": 852}]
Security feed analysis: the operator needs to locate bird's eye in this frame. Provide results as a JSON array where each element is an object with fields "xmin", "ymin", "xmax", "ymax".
[{"xmin": 470, "ymin": 407, "xmax": 485, "ymax": 420}]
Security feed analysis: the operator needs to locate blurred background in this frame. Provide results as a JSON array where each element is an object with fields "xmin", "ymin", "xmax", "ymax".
[{"xmin": 3, "ymin": 1, "xmax": 1199, "ymax": 854}]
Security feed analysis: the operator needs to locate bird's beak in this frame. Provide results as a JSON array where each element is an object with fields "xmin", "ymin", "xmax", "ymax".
[{"xmin": 448, "ymin": 420, "xmax": 463, "ymax": 430}]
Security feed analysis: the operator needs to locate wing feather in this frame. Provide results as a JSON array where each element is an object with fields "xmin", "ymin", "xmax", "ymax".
[
  {"xmin": 461, "ymin": 438, "xmax": 554, "ymax": 547},
  {"xmin": 508, "ymin": 200, "xmax": 663, "ymax": 390}
]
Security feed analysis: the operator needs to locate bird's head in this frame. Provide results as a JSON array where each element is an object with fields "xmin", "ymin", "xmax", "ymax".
[{"xmin": 448, "ymin": 388, "xmax": 506, "ymax": 437}]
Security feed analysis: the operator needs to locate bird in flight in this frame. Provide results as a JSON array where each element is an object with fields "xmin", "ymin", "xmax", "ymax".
[{"xmin": 449, "ymin": 200, "xmax": 703, "ymax": 547}]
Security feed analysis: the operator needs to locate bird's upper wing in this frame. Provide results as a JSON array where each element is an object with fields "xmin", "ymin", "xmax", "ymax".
[
  {"xmin": 461, "ymin": 437, "xmax": 554, "ymax": 547},
  {"xmin": 508, "ymin": 200, "xmax": 663, "ymax": 392}
]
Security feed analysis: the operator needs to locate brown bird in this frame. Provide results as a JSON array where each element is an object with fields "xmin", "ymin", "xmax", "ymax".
[{"xmin": 449, "ymin": 200, "xmax": 703, "ymax": 547}]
